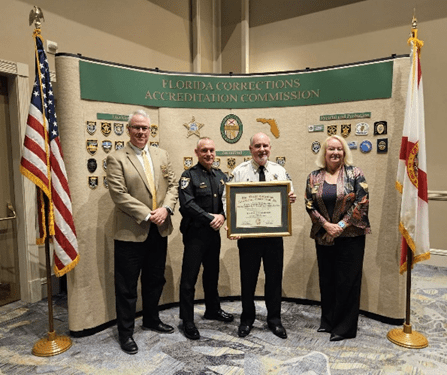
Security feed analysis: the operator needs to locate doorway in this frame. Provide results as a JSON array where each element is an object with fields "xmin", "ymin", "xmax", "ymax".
[{"xmin": 0, "ymin": 75, "xmax": 20, "ymax": 306}]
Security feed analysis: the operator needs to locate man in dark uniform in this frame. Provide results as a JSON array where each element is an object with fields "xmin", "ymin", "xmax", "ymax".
[{"xmin": 178, "ymin": 137, "xmax": 234, "ymax": 340}]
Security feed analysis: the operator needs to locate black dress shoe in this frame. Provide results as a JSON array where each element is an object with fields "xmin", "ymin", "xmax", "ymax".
[
  {"xmin": 142, "ymin": 322, "xmax": 174, "ymax": 334},
  {"xmin": 204, "ymin": 309, "xmax": 234, "ymax": 322},
  {"xmin": 238, "ymin": 325, "xmax": 252, "ymax": 338},
  {"xmin": 183, "ymin": 321, "xmax": 200, "ymax": 340},
  {"xmin": 268, "ymin": 323, "xmax": 287, "ymax": 339},
  {"xmin": 317, "ymin": 327, "xmax": 331, "ymax": 333},
  {"xmin": 119, "ymin": 336, "xmax": 138, "ymax": 355},
  {"xmin": 330, "ymin": 334, "xmax": 345, "ymax": 342}
]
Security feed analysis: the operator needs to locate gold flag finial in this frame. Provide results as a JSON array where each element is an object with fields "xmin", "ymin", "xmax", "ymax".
[
  {"xmin": 412, "ymin": 9, "xmax": 417, "ymax": 29},
  {"xmin": 408, "ymin": 10, "xmax": 423, "ymax": 52},
  {"xmin": 29, "ymin": 6, "xmax": 45, "ymax": 29}
]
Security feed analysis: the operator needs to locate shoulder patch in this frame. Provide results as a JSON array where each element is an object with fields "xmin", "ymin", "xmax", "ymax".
[{"xmin": 180, "ymin": 177, "xmax": 190, "ymax": 189}]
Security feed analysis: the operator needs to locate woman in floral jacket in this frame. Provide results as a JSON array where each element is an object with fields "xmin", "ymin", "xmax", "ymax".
[{"xmin": 305, "ymin": 135, "xmax": 371, "ymax": 342}]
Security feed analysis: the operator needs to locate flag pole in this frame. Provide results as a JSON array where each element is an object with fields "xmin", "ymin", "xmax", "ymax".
[
  {"xmin": 32, "ymin": 195, "xmax": 72, "ymax": 356},
  {"xmin": 387, "ymin": 12, "xmax": 428, "ymax": 349},
  {"xmin": 387, "ymin": 244, "xmax": 428, "ymax": 348},
  {"xmin": 27, "ymin": 6, "xmax": 72, "ymax": 357}
]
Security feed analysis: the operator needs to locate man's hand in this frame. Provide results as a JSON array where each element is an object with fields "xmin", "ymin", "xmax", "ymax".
[
  {"xmin": 224, "ymin": 225, "xmax": 241, "ymax": 240},
  {"xmin": 210, "ymin": 214, "xmax": 225, "ymax": 230},
  {"xmin": 288, "ymin": 191, "xmax": 296, "ymax": 204},
  {"xmin": 150, "ymin": 207, "xmax": 169, "ymax": 226}
]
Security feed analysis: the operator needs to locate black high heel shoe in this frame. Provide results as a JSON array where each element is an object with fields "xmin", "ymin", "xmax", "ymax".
[
  {"xmin": 317, "ymin": 327, "xmax": 330, "ymax": 333},
  {"xmin": 330, "ymin": 333, "xmax": 345, "ymax": 342}
]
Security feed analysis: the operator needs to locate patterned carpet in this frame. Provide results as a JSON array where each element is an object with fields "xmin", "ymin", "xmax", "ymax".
[{"xmin": 1, "ymin": 264, "xmax": 446, "ymax": 374}]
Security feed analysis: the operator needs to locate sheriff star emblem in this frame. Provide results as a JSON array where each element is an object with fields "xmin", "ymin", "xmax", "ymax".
[
  {"xmin": 101, "ymin": 122, "xmax": 112, "ymax": 136},
  {"xmin": 183, "ymin": 116, "xmax": 204, "ymax": 138}
]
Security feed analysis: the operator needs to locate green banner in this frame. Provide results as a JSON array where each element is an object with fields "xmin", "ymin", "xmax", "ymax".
[
  {"xmin": 80, "ymin": 60, "xmax": 393, "ymax": 109},
  {"xmin": 97, "ymin": 113, "xmax": 129, "ymax": 121},
  {"xmin": 320, "ymin": 112, "xmax": 371, "ymax": 121},
  {"xmin": 216, "ymin": 150, "xmax": 251, "ymax": 157}
]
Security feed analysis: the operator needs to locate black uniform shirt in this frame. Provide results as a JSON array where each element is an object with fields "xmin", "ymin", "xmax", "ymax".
[{"xmin": 179, "ymin": 163, "xmax": 227, "ymax": 231}]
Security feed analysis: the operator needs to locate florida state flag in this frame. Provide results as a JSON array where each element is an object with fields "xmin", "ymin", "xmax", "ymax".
[{"xmin": 396, "ymin": 27, "xmax": 430, "ymax": 274}]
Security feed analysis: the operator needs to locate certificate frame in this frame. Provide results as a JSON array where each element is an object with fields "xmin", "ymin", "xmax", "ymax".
[{"xmin": 226, "ymin": 181, "xmax": 292, "ymax": 238}]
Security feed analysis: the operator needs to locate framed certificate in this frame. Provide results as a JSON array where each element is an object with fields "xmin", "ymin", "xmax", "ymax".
[{"xmin": 226, "ymin": 181, "xmax": 292, "ymax": 238}]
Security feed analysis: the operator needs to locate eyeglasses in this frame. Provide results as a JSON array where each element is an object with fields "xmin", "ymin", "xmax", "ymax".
[{"xmin": 129, "ymin": 126, "xmax": 149, "ymax": 132}]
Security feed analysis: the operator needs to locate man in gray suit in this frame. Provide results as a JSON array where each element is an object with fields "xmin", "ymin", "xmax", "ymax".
[{"xmin": 106, "ymin": 110, "xmax": 178, "ymax": 354}]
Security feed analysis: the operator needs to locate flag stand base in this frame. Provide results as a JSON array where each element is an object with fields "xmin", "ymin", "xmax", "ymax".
[
  {"xmin": 32, "ymin": 331, "xmax": 72, "ymax": 357},
  {"xmin": 387, "ymin": 323, "xmax": 428, "ymax": 349}
]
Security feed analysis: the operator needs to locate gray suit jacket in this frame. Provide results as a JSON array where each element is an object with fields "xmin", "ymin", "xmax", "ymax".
[{"xmin": 106, "ymin": 142, "xmax": 178, "ymax": 241}]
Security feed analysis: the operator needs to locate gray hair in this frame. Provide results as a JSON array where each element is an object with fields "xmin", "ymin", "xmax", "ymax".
[
  {"xmin": 315, "ymin": 135, "xmax": 353, "ymax": 169},
  {"xmin": 249, "ymin": 132, "xmax": 270, "ymax": 147},
  {"xmin": 128, "ymin": 110, "xmax": 150, "ymax": 126}
]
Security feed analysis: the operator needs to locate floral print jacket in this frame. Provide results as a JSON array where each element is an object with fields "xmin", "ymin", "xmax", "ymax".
[{"xmin": 305, "ymin": 165, "xmax": 371, "ymax": 245}]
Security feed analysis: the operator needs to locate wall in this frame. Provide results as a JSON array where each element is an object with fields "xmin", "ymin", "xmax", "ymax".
[
  {"xmin": 248, "ymin": 0, "xmax": 447, "ymax": 260},
  {"xmin": 0, "ymin": 0, "xmax": 192, "ymax": 88},
  {"xmin": 0, "ymin": 0, "xmax": 192, "ymax": 301}
]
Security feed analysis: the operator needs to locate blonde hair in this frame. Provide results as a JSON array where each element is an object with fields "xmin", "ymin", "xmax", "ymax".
[{"xmin": 315, "ymin": 135, "xmax": 353, "ymax": 168}]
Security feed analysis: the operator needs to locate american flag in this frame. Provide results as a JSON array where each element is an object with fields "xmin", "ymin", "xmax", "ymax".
[{"xmin": 20, "ymin": 30, "xmax": 79, "ymax": 276}]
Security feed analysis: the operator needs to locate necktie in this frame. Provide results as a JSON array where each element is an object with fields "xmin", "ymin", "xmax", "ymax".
[
  {"xmin": 142, "ymin": 150, "xmax": 157, "ymax": 209},
  {"xmin": 259, "ymin": 165, "xmax": 266, "ymax": 181}
]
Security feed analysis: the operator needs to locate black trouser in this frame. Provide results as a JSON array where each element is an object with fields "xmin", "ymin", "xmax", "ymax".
[
  {"xmin": 237, "ymin": 237, "xmax": 284, "ymax": 326},
  {"xmin": 316, "ymin": 235, "xmax": 365, "ymax": 338},
  {"xmin": 114, "ymin": 224, "xmax": 167, "ymax": 340},
  {"xmin": 179, "ymin": 225, "xmax": 221, "ymax": 322}
]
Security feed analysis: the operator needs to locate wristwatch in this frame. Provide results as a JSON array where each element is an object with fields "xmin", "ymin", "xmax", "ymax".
[{"xmin": 337, "ymin": 220, "xmax": 346, "ymax": 229}]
